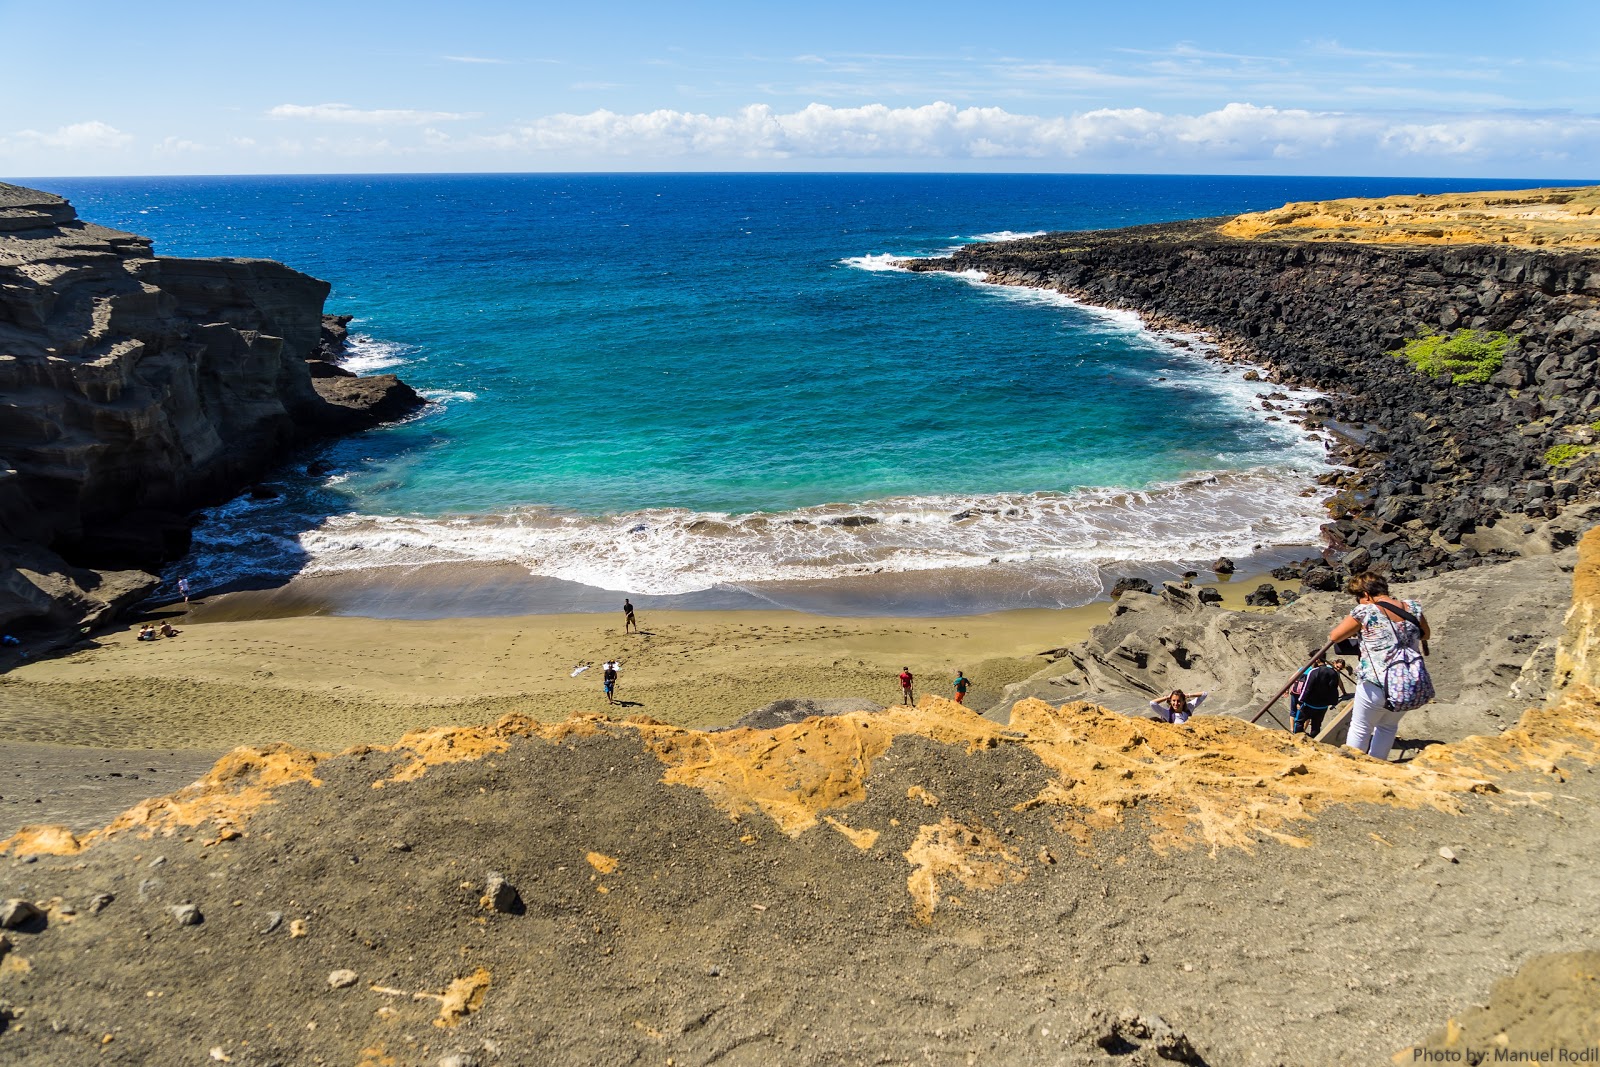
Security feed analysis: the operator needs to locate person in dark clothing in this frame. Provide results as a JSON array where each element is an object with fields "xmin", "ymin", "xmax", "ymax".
[
  {"xmin": 1291, "ymin": 652, "xmax": 1345, "ymax": 736},
  {"xmin": 623, "ymin": 599, "xmax": 638, "ymax": 634}
]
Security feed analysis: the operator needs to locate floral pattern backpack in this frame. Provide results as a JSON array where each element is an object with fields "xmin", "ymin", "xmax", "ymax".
[{"xmin": 1357, "ymin": 601, "xmax": 1434, "ymax": 712}]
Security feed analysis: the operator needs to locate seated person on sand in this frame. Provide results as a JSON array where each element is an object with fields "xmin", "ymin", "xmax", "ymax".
[
  {"xmin": 1149, "ymin": 689, "xmax": 1206, "ymax": 724},
  {"xmin": 137, "ymin": 624, "xmax": 158, "ymax": 641},
  {"xmin": 159, "ymin": 621, "xmax": 181, "ymax": 638}
]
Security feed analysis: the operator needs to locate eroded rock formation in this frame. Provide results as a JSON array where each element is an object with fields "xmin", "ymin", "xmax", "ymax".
[
  {"xmin": 0, "ymin": 183, "xmax": 423, "ymax": 642},
  {"xmin": 999, "ymin": 548, "xmax": 1582, "ymax": 745}
]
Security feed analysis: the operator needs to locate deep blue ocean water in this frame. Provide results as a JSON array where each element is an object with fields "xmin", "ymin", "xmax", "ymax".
[{"xmin": 32, "ymin": 173, "xmax": 1561, "ymax": 612}]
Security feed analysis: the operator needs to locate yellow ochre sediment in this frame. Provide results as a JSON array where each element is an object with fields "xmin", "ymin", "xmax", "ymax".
[{"xmin": 1218, "ymin": 185, "xmax": 1600, "ymax": 248}]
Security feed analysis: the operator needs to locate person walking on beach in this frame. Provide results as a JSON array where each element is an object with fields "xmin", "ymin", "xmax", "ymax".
[
  {"xmin": 952, "ymin": 671, "xmax": 970, "ymax": 704},
  {"xmin": 623, "ymin": 599, "xmax": 637, "ymax": 634},
  {"xmin": 602, "ymin": 661, "xmax": 619, "ymax": 705},
  {"xmin": 898, "ymin": 667, "xmax": 915, "ymax": 705},
  {"xmin": 177, "ymin": 576, "xmax": 191, "ymax": 603},
  {"xmin": 1326, "ymin": 572, "xmax": 1432, "ymax": 760},
  {"xmin": 1290, "ymin": 652, "xmax": 1344, "ymax": 737}
]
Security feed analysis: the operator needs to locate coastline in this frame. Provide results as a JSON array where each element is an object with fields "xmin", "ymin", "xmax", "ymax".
[{"xmin": 904, "ymin": 221, "xmax": 1600, "ymax": 588}]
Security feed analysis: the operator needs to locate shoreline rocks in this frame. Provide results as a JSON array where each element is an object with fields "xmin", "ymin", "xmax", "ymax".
[
  {"xmin": 905, "ymin": 217, "xmax": 1600, "ymax": 591},
  {"xmin": 0, "ymin": 182, "xmax": 425, "ymax": 652}
]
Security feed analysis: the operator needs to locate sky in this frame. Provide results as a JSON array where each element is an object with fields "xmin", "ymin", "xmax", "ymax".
[{"xmin": 3, "ymin": 0, "xmax": 1598, "ymax": 178}]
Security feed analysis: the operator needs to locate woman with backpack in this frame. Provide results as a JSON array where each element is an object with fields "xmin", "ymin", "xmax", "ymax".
[{"xmin": 1326, "ymin": 572, "xmax": 1433, "ymax": 760}]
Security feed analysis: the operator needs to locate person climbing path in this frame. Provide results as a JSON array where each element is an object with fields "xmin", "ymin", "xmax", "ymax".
[
  {"xmin": 952, "ymin": 670, "xmax": 970, "ymax": 704},
  {"xmin": 898, "ymin": 667, "xmax": 915, "ymax": 705},
  {"xmin": 602, "ymin": 660, "xmax": 620, "ymax": 704}
]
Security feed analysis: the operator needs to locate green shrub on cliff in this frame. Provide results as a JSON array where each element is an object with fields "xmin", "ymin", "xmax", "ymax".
[
  {"xmin": 1544, "ymin": 443, "xmax": 1592, "ymax": 468},
  {"xmin": 1398, "ymin": 328, "xmax": 1514, "ymax": 385}
]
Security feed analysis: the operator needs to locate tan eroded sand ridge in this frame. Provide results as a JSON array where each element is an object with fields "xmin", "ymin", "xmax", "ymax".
[
  {"xmin": 1218, "ymin": 184, "xmax": 1600, "ymax": 247},
  {"xmin": 8, "ymin": 682, "xmax": 1597, "ymax": 924}
]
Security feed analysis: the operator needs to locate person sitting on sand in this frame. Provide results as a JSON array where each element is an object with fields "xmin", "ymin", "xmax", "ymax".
[
  {"xmin": 138, "ymin": 624, "xmax": 158, "ymax": 641},
  {"xmin": 602, "ymin": 661, "xmax": 619, "ymax": 705},
  {"xmin": 1149, "ymin": 689, "xmax": 1206, "ymax": 724},
  {"xmin": 952, "ymin": 670, "xmax": 970, "ymax": 704},
  {"xmin": 159, "ymin": 621, "xmax": 182, "ymax": 638},
  {"xmin": 898, "ymin": 667, "xmax": 914, "ymax": 705}
]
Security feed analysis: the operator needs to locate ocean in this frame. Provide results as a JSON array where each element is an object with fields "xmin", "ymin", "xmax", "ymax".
[{"xmin": 36, "ymin": 173, "xmax": 1557, "ymax": 615}]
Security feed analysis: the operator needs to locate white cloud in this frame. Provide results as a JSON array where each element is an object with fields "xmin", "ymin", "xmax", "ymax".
[
  {"xmin": 489, "ymin": 100, "xmax": 1600, "ymax": 166},
  {"xmin": 267, "ymin": 103, "xmax": 477, "ymax": 125},
  {"xmin": 155, "ymin": 136, "xmax": 204, "ymax": 154},
  {"xmin": 14, "ymin": 120, "xmax": 133, "ymax": 150},
  {"xmin": 442, "ymin": 55, "xmax": 508, "ymax": 64}
]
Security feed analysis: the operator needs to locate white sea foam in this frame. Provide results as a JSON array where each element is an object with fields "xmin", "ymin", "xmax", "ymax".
[
  {"xmin": 179, "ymin": 469, "xmax": 1330, "ymax": 598},
  {"xmin": 418, "ymin": 389, "xmax": 479, "ymax": 404},
  {"xmin": 840, "ymin": 253, "xmax": 912, "ymax": 272},
  {"xmin": 969, "ymin": 230, "xmax": 1048, "ymax": 242},
  {"xmin": 339, "ymin": 333, "xmax": 414, "ymax": 374}
]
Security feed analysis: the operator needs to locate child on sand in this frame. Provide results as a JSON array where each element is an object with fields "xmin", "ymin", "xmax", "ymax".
[
  {"xmin": 602, "ymin": 661, "xmax": 619, "ymax": 704},
  {"xmin": 898, "ymin": 668, "xmax": 914, "ymax": 705},
  {"xmin": 952, "ymin": 671, "xmax": 970, "ymax": 704}
]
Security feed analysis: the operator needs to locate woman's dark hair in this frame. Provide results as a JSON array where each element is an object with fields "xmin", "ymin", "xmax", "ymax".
[
  {"xmin": 1345, "ymin": 572, "xmax": 1390, "ymax": 599},
  {"xmin": 1167, "ymin": 689, "xmax": 1188, "ymax": 709}
]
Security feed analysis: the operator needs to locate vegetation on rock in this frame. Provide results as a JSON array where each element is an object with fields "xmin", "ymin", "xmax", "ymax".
[
  {"xmin": 1398, "ymin": 328, "xmax": 1514, "ymax": 385},
  {"xmin": 1545, "ymin": 443, "xmax": 1595, "ymax": 468}
]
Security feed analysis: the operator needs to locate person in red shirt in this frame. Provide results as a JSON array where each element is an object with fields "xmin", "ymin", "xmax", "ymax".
[{"xmin": 898, "ymin": 667, "xmax": 914, "ymax": 705}]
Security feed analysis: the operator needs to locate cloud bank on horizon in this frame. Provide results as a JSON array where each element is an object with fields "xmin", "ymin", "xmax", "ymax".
[
  {"xmin": 1, "ymin": 0, "xmax": 1596, "ymax": 178},
  {"xmin": 8, "ymin": 101, "xmax": 1597, "ymax": 177}
]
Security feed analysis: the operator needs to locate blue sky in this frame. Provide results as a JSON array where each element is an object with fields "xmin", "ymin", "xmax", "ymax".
[{"xmin": 3, "ymin": 0, "xmax": 1598, "ymax": 177}]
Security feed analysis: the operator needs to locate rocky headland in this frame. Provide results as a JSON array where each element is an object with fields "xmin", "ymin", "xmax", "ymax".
[
  {"xmin": 0, "ymin": 183, "xmax": 424, "ymax": 650},
  {"xmin": 905, "ymin": 184, "xmax": 1600, "ymax": 596}
]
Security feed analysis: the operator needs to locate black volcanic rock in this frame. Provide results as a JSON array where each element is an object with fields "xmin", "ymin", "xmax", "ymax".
[
  {"xmin": 0, "ymin": 182, "xmax": 426, "ymax": 642},
  {"xmin": 908, "ymin": 219, "xmax": 1600, "ymax": 579}
]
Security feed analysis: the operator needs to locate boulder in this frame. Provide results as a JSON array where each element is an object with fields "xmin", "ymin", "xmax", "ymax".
[
  {"xmin": 1110, "ymin": 576, "xmax": 1154, "ymax": 598},
  {"xmin": 1244, "ymin": 583, "xmax": 1281, "ymax": 607}
]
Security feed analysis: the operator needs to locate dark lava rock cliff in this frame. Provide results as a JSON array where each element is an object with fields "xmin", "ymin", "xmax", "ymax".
[
  {"xmin": 908, "ymin": 219, "xmax": 1600, "ymax": 587},
  {"xmin": 0, "ymin": 183, "xmax": 423, "ymax": 643}
]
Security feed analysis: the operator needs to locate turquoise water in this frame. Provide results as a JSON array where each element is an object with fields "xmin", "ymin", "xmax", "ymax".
[{"xmin": 36, "ymin": 173, "xmax": 1558, "ymax": 611}]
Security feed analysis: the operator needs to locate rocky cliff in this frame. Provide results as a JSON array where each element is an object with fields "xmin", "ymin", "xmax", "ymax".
[
  {"xmin": 906, "ymin": 205, "xmax": 1600, "ymax": 588},
  {"xmin": 0, "ymin": 183, "xmax": 423, "ymax": 641}
]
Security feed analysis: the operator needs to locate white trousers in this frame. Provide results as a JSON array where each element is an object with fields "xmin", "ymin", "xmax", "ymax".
[{"xmin": 1348, "ymin": 680, "xmax": 1405, "ymax": 758}]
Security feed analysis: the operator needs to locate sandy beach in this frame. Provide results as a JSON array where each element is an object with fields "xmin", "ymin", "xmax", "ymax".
[{"xmin": 0, "ymin": 570, "xmax": 1289, "ymax": 754}]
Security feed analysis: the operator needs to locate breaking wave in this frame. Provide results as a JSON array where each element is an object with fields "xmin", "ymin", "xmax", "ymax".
[{"xmin": 177, "ymin": 468, "xmax": 1327, "ymax": 600}]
